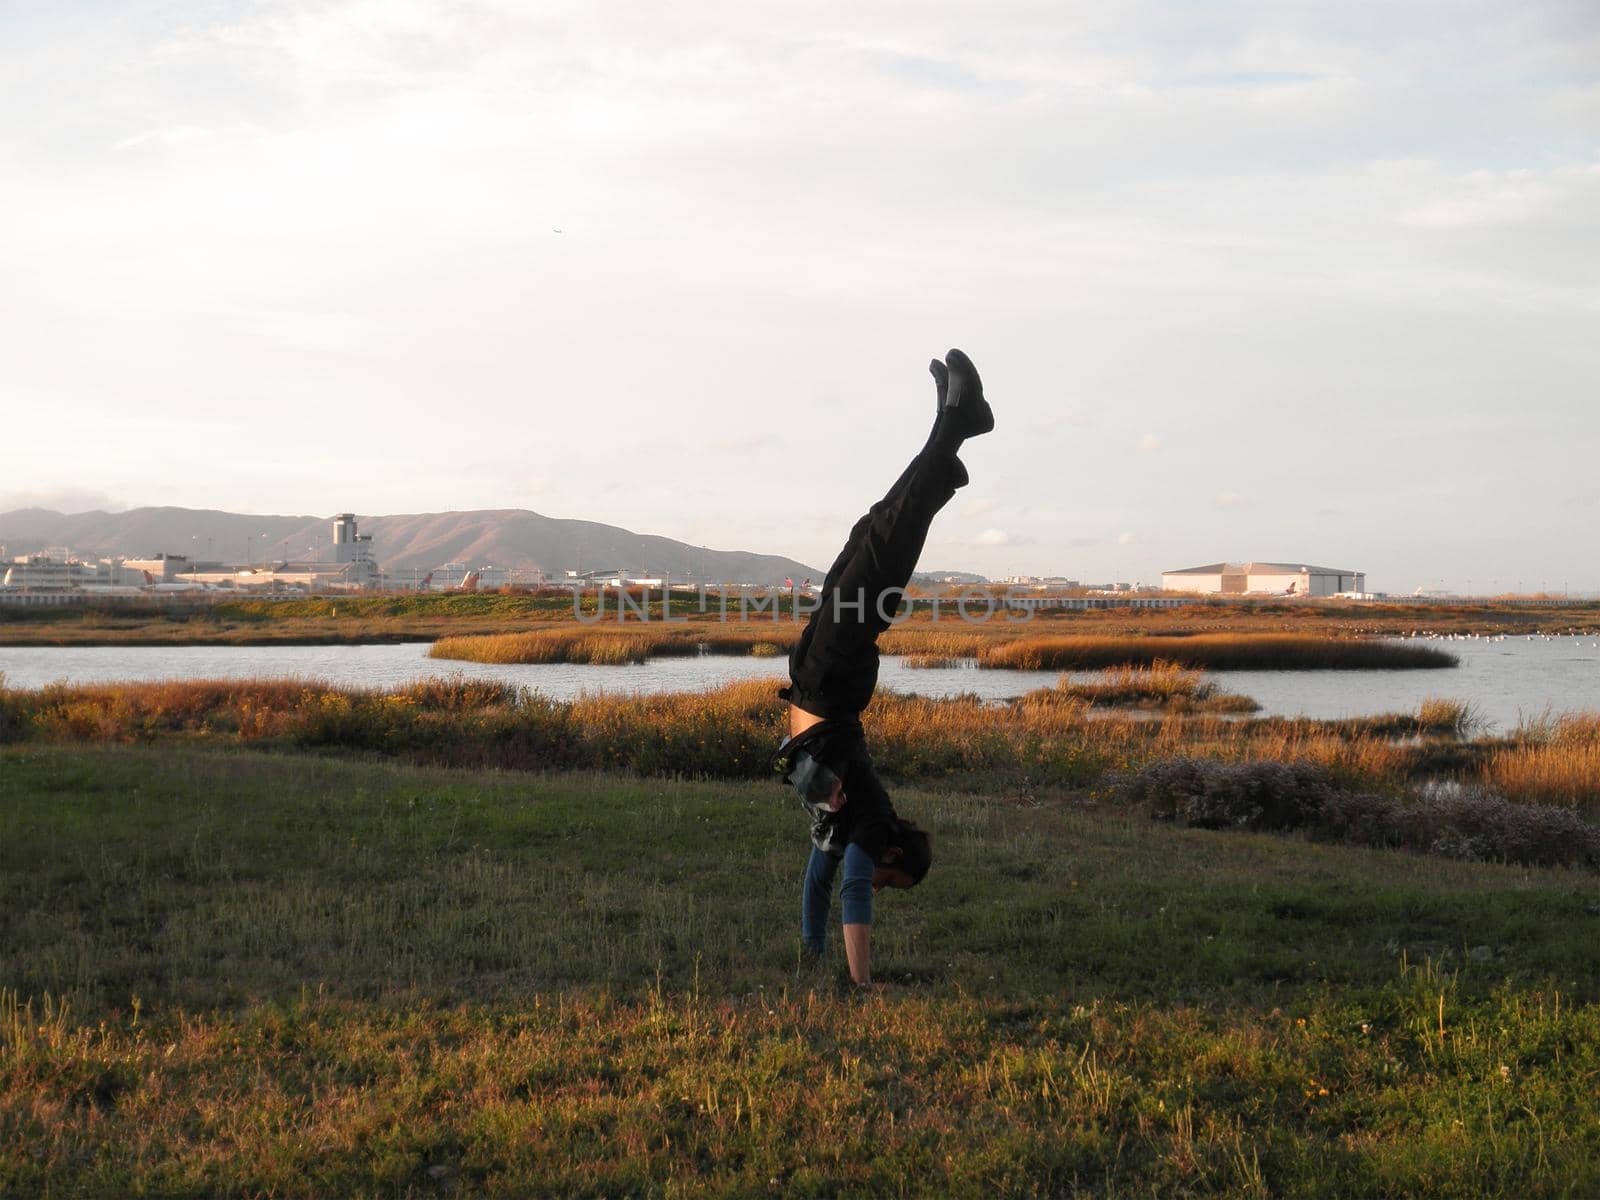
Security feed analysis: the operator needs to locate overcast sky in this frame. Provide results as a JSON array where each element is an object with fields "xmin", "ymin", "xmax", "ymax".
[{"xmin": 3, "ymin": 1, "xmax": 1596, "ymax": 591}]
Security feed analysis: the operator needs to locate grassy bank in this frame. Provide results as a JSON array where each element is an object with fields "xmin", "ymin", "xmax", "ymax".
[
  {"xmin": 429, "ymin": 624, "xmax": 1040, "ymax": 665},
  {"xmin": 7, "ymin": 595, "xmax": 1600, "ymax": 646},
  {"xmin": 979, "ymin": 634, "xmax": 1456, "ymax": 672},
  {"xmin": 4, "ymin": 745, "xmax": 1600, "ymax": 1197},
  {"xmin": 1018, "ymin": 661, "xmax": 1260, "ymax": 712},
  {"xmin": 0, "ymin": 592, "xmax": 619, "ymax": 648},
  {"xmin": 427, "ymin": 629, "xmax": 1458, "ymax": 670},
  {"xmin": 431, "ymin": 624, "xmax": 798, "ymax": 664},
  {"xmin": 3, "ymin": 675, "xmax": 1599, "ymax": 815}
]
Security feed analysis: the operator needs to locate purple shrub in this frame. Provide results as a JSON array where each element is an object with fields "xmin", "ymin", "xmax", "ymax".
[
  {"xmin": 1117, "ymin": 758, "xmax": 1600, "ymax": 870},
  {"xmin": 1115, "ymin": 757, "xmax": 1339, "ymax": 830},
  {"xmin": 1319, "ymin": 785, "xmax": 1600, "ymax": 870}
]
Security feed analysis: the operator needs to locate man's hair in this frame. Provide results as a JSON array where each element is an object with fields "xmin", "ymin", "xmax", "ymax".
[{"xmin": 894, "ymin": 819, "xmax": 932, "ymax": 886}]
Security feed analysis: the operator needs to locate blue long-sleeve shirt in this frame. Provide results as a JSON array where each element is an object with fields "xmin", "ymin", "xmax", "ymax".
[{"xmin": 802, "ymin": 842, "xmax": 875, "ymax": 954}]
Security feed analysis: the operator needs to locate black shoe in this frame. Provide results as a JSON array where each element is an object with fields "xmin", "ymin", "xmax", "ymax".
[
  {"xmin": 942, "ymin": 348, "xmax": 994, "ymax": 439},
  {"xmin": 922, "ymin": 358, "xmax": 951, "ymax": 452}
]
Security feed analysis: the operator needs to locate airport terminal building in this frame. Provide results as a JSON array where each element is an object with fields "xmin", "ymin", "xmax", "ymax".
[
  {"xmin": 2, "ymin": 515, "xmax": 383, "ymax": 603},
  {"xmin": 1162, "ymin": 561, "xmax": 1365, "ymax": 596}
]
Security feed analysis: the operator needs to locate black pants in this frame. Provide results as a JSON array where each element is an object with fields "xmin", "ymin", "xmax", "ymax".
[{"xmin": 783, "ymin": 447, "xmax": 964, "ymax": 719}]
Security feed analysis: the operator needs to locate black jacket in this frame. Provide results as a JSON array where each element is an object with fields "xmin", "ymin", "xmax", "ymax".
[{"xmin": 772, "ymin": 718, "xmax": 899, "ymax": 862}]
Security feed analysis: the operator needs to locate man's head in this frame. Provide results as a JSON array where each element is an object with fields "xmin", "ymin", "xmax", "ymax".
[{"xmin": 875, "ymin": 820, "xmax": 931, "ymax": 891}]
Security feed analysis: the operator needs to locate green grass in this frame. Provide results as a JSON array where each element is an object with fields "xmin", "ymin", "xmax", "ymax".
[{"xmin": 3, "ymin": 745, "xmax": 1600, "ymax": 1196}]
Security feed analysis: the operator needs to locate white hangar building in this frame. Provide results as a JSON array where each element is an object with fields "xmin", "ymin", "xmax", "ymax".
[{"xmin": 1162, "ymin": 562, "xmax": 1365, "ymax": 596}]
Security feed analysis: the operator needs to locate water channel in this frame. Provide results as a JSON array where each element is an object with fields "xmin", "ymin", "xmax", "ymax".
[{"xmin": 4, "ymin": 636, "xmax": 1598, "ymax": 732}]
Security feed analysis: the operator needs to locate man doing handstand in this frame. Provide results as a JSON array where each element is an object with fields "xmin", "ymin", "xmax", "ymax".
[{"xmin": 773, "ymin": 347, "xmax": 994, "ymax": 986}]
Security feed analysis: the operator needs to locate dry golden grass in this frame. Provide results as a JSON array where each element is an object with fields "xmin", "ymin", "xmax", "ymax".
[
  {"xmin": 878, "ymin": 628, "xmax": 998, "ymax": 657},
  {"xmin": 0, "ymin": 674, "xmax": 1431, "ymax": 792},
  {"xmin": 1090, "ymin": 660, "xmax": 1208, "ymax": 697},
  {"xmin": 1215, "ymin": 718, "xmax": 1419, "ymax": 782},
  {"xmin": 1416, "ymin": 697, "xmax": 1479, "ymax": 734},
  {"xmin": 8, "ymin": 593, "xmax": 1600, "ymax": 648},
  {"xmin": 1484, "ymin": 712, "xmax": 1600, "ymax": 807},
  {"xmin": 432, "ymin": 624, "xmax": 1015, "ymax": 666},
  {"xmin": 1020, "ymin": 661, "xmax": 1256, "ymax": 711},
  {"xmin": 977, "ymin": 633, "xmax": 1458, "ymax": 671},
  {"xmin": 13, "ymin": 677, "xmax": 1600, "ymax": 808},
  {"xmin": 430, "ymin": 626, "xmax": 1460, "ymax": 675},
  {"xmin": 1486, "ymin": 744, "xmax": 1600, "ymax": 807},
  {"xmin": 430, "ymin": 625, "xmax": 801, "ymax": 664}
]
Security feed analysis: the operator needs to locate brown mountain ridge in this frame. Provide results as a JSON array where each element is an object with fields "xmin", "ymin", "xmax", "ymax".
[{"xmin": 0, "ymin": 506, "xmax": 822, "ymax": 584}]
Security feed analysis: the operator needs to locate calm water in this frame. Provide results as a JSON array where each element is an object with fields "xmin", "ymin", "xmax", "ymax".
[{"xmin": 2, "ymin": 637, "xmax": 1597, "ymax": 732}]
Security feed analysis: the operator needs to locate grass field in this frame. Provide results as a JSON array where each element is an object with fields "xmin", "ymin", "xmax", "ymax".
[{"xmin": 3, "ymin": 744, "xmax": 1599, "ymax": 1197}]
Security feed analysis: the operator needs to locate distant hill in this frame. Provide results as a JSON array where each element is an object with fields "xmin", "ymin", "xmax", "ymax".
[
  {"xmin": 912, "ymin": 570, "xmax": 991, "ymax": 585},
  {"xmin": 0, "ymin": 506, "xmax": 822, "ymax": 585}
]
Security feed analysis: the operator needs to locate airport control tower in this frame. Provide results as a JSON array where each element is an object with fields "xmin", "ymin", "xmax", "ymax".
[{"xmin": 331, "ymin": 514, "xmax": 375, "ymax": 566}]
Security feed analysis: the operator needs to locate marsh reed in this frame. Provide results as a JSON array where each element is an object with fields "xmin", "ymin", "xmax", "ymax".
[
  {"xmin": 431, "ymin": 627, "xmax": 1458, "ymax": 672},
  {"xmin": 1017, "ymin": 661, "xmax": 1259, "ymax": 713},
  {"xmin": 1485, "ymin": 713, "xmax": 1600, "ymax": 807},
  {"xmin": 430, "ymin": 626, "xmax": 798, "ymax": 664},
  {"xmin": 978, "ymin": 633, "xmax": 1458, "ymax": 671},
  {"xmin": 0, "ymin": 675, "xmax": 1541, "ymax": 798}
]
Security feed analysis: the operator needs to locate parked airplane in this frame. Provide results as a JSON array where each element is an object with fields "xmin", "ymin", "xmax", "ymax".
[{"xmin": 141, "ymin": 571, "xmax": 222, "ymax": 592}]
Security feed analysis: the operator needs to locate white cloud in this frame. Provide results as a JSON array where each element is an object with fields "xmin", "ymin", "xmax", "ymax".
[
  {"xmin": 4, "ymin": 0, "xmax": 1598, "ymax": 587},
  {"xmin": 1215, "ymin": 492, "xmax": 1250, "ymax": 510},
  {"xmin": 0, "ymin": 488, "xmax": 129, "ymax": 514},
  {"xmin": 1034, "ymin": 409, "xmax": 1096, "ymax": 433},
  {"xmin": 974, "ymin": 528, "xmax": 1011, "ymax": 547},
  {"xmin": 707, "ymin": 433, "xmax": 780, "ymax": 454},
  {"xmin": 1398, "ymin": 164, "xmax": 1599, "ymax": 230},
  {"xmin": 961, "ymin": 496, "xmax": 999, "ymax": 517},
  {"xmin": 1117, "ymin": 531, "xmax": 1136, "ymax": 545},
  {"xmin": 115, "ymin": 125, "xmax": 218, "ymax": 152}
]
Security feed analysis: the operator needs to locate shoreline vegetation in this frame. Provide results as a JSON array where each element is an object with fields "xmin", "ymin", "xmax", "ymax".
[
  {"xmin": 427, "ymin": 629, "xmax": 1459, "ymax": 670},
  {"xmin": 1025, "ymin": 661, "xmax": 1262, "ymax": 712},
  {"xmin": 4, "ymin": 743, "xmax": 1599, "ymax": 1196},
  {"xmin": 3, "ymin": 591, "xmax": 1599, "ymax": 646},
  {"xmin": 2, "ymin": 672, "xmax": 1596, "ymax": 817}
]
